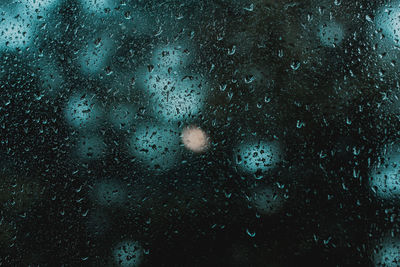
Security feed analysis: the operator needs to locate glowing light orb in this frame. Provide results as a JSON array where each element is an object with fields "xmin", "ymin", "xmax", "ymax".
[
  {"xmin": 113, "ymin": 240, "xmax": 143, "ymax": 267},
  {"xmin": 150, "ymin": 75, "xmax": 207, "ymax": 122},
  {"xmin": 369, "ymin": 145, "xmax": 400, "ymax": 200},
  {"xmin": 138, "ymin": 67, "xmax": 179, "ymax": 95},
  {"xmin": 22, "ymin": 0, "xmax": 59, "ymax": 15},
  {"xmin": 127, "ymin": 124, "xmax": 180, "ymax": 171},
  {"xmin": 76, "ymin": 135, "xmax": 106, "ymax": 160},
  {"xmin": 0, "ymin": 12, "xmax": 34, "ymax": 51},
  {"xmin": 375, "ymin": 6, "xmax": 400, "ymax": 43},
  {"xmin": 318, "ymin": 21, "xmax": 344, "ymax": 47},
  {"xmin": 181, "ymin": 126, "xmax": 209, "ymax": 153},
  {"xmin": 374, "ymin": 237, "xmax": 400, "ymax": 267},
  {"xmin": 91, "ymin": 179, "xmax": 127, "ymax": 207},
  {"xmin": 64, "ymin": 93, "xmax": 104, "ymax": 128},
  {"xmin": 251, "ymin": 186, "xmax": 283, "ymax": 215},
  {"xmin": 108, "ymin": 103, "xmax": 136, "ymax": 130},
  {"xmin": 367, "ymin": 6, "xmax": 400, "ymax": 78},
  {"xmin": 235, "ymin": 140, "xmax": 282, "ymax": 173}
]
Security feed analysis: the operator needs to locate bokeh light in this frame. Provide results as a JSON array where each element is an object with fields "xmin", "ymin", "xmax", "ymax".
[
  {"xmin": 64, "ymin": 93, "xmax": 104, "ymax": 129},
  {"xmin": 369, "ymin": 145, "xmax": 400, "ymax": 200},
  {"xmin": 113, "ymin": 240, "xmax": 143, "ymax": 267},
  {"xmin": 318, "ymin": 21, "xmax": 344, "ymax": 47},
  {"xmin": 373, "ymin": 236, "xmax": 400, "ymax": 267},
  {"xmin": 22, "ymin": 0, "xmax": 60, "ymax": 17},
  {"xmin": 181, "ymin": 125, "xmax": 209, "ymax": 153},
  {"xmin": 375, "ymin": 5, "xmax": 400, "ymax": 44},
  {"xmin": 0, "ymin": 9, "xmax": 34, "ymax": 51},
  {"xmin": 150, "ymin": 75, "xmax": 207, "ymax": 122},
  {"xmin": 138, "ymin": 67, "xmax": 179, "ymax": 95},
  {"xmin": 235, "ymin": 140, "xmax": 282, "ymax": 174}
]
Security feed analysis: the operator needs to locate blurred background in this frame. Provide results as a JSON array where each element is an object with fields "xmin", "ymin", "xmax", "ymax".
[{"xmin": 0, "ymin": 0, "xmax": 400, "ymax": 266}]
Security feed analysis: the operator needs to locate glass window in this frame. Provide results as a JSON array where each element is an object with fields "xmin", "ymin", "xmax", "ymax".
[{"xmin": 0, "ymin": 0, "xmax": 397, "ymax": 266}]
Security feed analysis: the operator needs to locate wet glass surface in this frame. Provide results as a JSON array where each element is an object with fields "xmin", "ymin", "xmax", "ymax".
[{"xmin": 0, "ymin": 0, "xmax": 399, "ymax": 266}]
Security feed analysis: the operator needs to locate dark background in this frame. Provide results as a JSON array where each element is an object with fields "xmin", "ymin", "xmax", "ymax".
[{"xmin": 0, "ymin": 0, "xmax": 396, "ymax": 266}]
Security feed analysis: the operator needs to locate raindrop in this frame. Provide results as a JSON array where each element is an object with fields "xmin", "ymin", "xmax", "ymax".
[
  {"xmin": 228, "ymin": 45, "xmax": 236, "ymax": 55},
  {"xmin": 246, "ymin": 228, "xmax": 256, "ymax": 237},
  {"xmin": 290, "ymin": 60, "xmax": 301, "ymax": 70}
]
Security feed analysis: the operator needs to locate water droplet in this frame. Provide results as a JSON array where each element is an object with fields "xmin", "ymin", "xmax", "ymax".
[
  {"xmin": 334, "ymin": 0, "xmax": 341, "ymax": 6},
  {"xmin": 296, "ymin": 120, "xmax": 305, "ymax": 128},
  {"xmin": 124, "ymin": 11, "xmax": 131, "ymax": 19},
  {"xmin": 82, "ymin": 209, "xmax": 89, "ymax": 217},
  {"xmin": 228, "ymin": 45, "xmax": 236, "ymax": 55},
  {"xmin": 246, "ymin": 228, "xmax": 256, "ymax": 237},
  {"xmin": 290, "ymin": 60, "xmax": 301, "ymax": 70},
  {"xmin": 244, "ymin": 4, "xmax": 254, "ymax": 11},
  {"xmin": 323, "ymin": 236, "xmax": 332, "ymax": 245},
  {"xmin": 244, "ymin": 75, "xmax": 255, "ymax": 84}
]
